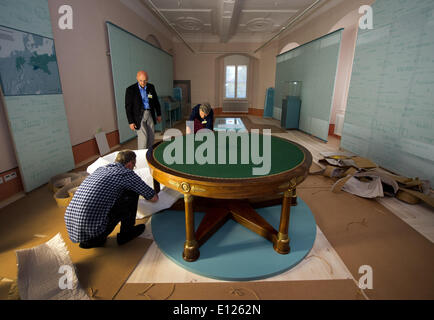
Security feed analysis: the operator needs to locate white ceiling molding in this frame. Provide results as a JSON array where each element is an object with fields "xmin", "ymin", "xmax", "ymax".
[
  {"xmin": 172, "ymin": 33, "xmax": 274, "ymax": 44},
  {"xmin": 120, "ymin": 0, "xmax": 173, "ymax": 39},
  {"xmin": 279, "ymin": 0, "xmax": 346, "ymax": 35},
  {"xmin": 159, "ymin": 8, "xmax": 214, "ymax": 12},
  {"xmin": 219, "ymin": 0, "xmax": 240, "ymax": 43},
  {"xmin": 174, "ymin": 17, "xmax": 205, "ymax": 31},
  {"xmin": 124, "ymin": 0, "xmax": 344, "ymax": 54},
  {"xmin": 253, "ymin": 0, "xmax": 325, "ymax": 53},
  {"xmin": 241, "ymin": 10, "xmax": 299, "ymax": 14},
  {"xmin": 245, "ymin": 18, "xmax": 274, "ymax": 32},
  {"xmin": 141, "ymin": 0, "xmax": 197, "ymax": 53}
]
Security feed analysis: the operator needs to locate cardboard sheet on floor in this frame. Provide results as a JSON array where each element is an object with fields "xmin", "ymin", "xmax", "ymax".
[
  {"xmin": 0, "ymin": 279, "xmax": 14, "ymax": 300},
  {"xmin": 69, "ymin": 231, "xmax": 152, "ymax": 300},
  {"xmin": 1, "ymin": 230, "xmax": 152, "ymax": 300},
  {"xmin": 0, "ymin": 185, "xmax": 153, "ymax": 300},
  {"xmin": 298, "ymin": 174, "xmax": 434, "ymax": 300},
  {"xmin": 115, "ymin": 280, "xmax": 363, "ymax": 300}
]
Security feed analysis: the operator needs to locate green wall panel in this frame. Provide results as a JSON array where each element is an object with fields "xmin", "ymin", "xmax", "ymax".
[
  {"xmin": 106, "ymin": 22, "xmax": 173, "ymax": 143},
  {"xmin": 342, "ymin": 0, "xmax": 434, "ymax": 184},
  {"xmin": 275, "ymin": 29, "xmax": 343, "ymax": 141},
  {"xmin": 4, "ymin": 95, "xmax": 75, "ymax": 191},
  {"xmin": 0, "ymin": 0, "xmax": 52, "ymax": 38}
]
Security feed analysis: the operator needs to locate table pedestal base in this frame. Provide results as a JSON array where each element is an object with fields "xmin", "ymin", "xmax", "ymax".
[{"xmin": 181, "ymin": 190, "xmax": 296, "ymax": 262}]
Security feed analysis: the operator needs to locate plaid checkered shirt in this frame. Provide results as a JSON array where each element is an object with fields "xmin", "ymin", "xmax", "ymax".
[{"xmin": 65, "ymin": 163, "xmax": 155, "ymax": 243}]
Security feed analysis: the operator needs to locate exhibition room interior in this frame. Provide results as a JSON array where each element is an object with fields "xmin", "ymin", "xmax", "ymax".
[{"xmin": 0, "ymin": 0, "xmax": 433, "ymax": 301}]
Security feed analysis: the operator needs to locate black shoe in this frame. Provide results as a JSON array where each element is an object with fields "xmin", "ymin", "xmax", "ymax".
[
  {"xmin": 79, "ymin": 237, "xmax": 107, "ymax": 249},
  {"xmin": 117, "ymin": 224, "xmax": 146, "ymax": 245}
]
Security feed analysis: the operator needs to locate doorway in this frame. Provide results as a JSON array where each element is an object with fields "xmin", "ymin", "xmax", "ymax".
[{"xmin": 173, "ymin": 80, "xmax": 191, "ymax": 118}]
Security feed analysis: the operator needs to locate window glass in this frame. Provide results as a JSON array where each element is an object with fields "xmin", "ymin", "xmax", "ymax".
[
  {"xmin": 225, "ymin": 65, "xmax": 235, "ymax": 98},
  {"xmin": 237, "ymin": 65, "xmax": 247, "ymax": 98}
]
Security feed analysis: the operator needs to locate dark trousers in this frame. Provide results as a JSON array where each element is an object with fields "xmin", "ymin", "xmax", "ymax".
[{"xmin": 85, "ymin": 190, "xmax": 139, "ymax": 244}]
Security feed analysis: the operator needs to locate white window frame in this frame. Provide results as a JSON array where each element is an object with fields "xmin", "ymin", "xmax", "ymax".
[{"xmin": 224, "ymin": 64, "xmax": 248, "ymax": 100}]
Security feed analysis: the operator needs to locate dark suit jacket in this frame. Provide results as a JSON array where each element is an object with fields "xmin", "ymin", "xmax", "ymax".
[{"xmin": 125, "ymin": 82, "xmax": 161, "ymax": 130}]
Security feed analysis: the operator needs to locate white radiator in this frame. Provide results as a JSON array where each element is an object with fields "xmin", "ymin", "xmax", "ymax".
[
  {"xmin": 334, "ymin": 113, "xmax": 345, "ymax": 136},
  {"xmin": 222, "ymin": 101, "xmax": 248, "ymax": 113}
]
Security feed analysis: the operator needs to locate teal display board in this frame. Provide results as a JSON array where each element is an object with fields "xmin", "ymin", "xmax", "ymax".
[
  {"xmin": 4, "ymin": 95, "xmax": 75, "ymax": 191},
  {"xmin": 342, "ymin": 0, "xmax": 434, "ymax": 185},
  {"xmin": 0, "ymin": 0, "xmax": 75, "ymax": 192},
  {"xmin": 263, "ymin": 87, "xmax": 274, "ymax": 118},
  {"xmin": 106, "ymin": 22, "xmax": 173, "ymax": 143},
  {"xmin": 275, "ymin": 29, "xmax": 343, "ymax": 141},
  {"xmin": 0, "ymin": 0, "xmax": 53, "ymax": 38}
]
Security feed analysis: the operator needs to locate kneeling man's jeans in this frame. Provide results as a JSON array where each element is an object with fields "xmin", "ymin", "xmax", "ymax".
[{"xmin": 87, "ymin": 190, "xmax": 139, "ymax": 243}]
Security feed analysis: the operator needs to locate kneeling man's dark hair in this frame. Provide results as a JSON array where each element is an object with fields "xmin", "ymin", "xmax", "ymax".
[{"xmin": 115, "ymin": 150, "xmax": 136, "ymax": 165}]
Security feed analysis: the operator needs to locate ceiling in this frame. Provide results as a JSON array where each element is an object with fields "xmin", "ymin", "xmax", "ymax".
[{"xmin": 138, "ymin": 0, "xmax": 325, "ymax": 44}]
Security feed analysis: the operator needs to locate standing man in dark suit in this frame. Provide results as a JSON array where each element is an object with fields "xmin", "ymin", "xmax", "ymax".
[{"xmin": 125, "ymin": 71, "xmax": 162, "ymax": 149}]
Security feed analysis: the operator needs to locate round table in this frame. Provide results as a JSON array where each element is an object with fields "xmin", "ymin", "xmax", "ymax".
[{"xmin": 146, "ymin": 132, "xmax": 312, "ymax": 262}]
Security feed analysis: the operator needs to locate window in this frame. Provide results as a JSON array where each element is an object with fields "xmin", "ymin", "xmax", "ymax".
[{"xmin": 225, "ymin": 65, "xmax": 247, "ymax": 99}]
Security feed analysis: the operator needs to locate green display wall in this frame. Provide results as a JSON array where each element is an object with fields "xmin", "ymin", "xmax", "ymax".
[
  {"xmin": 106, "ymin": 22, "xmax": 173, "ymax": 143},
  {"xmin": 342, "ymin": 0, "xmax": 434, "ymax": 184},
  {"xmin": 275, "ymin": 29, "xmax": 343, "ymax": 141}
]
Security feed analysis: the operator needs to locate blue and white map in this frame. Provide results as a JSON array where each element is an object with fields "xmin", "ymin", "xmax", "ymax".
[{"xmin": 0, "ymin": 26, "xmax": 62, "ymax": 96}]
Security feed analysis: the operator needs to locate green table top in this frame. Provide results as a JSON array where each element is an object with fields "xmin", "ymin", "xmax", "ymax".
[{"xmin": 153, "ymin": 132, "xmax": 305, "ymax": 179}]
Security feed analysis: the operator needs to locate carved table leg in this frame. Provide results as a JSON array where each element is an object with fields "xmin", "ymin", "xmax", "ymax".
[
  {"xmin": 182, "ymin": 194, "xmax": 200, "ymax": 262},
  {"xmin": 274, "ymin": 189, "xmax": 291, "ymax": 254},
  {"xmin": 291, "ymin": 187, "xmax": 297, "ymax": 206}
]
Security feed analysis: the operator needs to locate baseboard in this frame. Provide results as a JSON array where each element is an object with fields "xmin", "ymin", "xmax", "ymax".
[
  {"xmin": 214, "ymin": 107, "xmax": 264, "ymax": 116},
  {"xmin": 214, "ymin": 107, "xmax": 223, "ymax": 115},
  {"xmin": 329, "ymin": 124, "xmax": 335, "ymax": 135},
  {"xmin": 74, "ymin": 144, "xmax": 121, "ymax": 170},
  {"xmin": 328, "ymin": 124, "xmax": 342, "ymax": 139},
  {"xmin": 0, "ymin": 192, "xmax": 25, "ymax": 209},
  {"xmin": 72, "ymin": 130, "xmax": 120, "ymax": 165},
  {"xmin": 248, "ymin": 108, "xmax": 264, "ymax": 116},
  {"xmin": 0, "ymin": 168, "xmax": 24, "ymax": 203}
]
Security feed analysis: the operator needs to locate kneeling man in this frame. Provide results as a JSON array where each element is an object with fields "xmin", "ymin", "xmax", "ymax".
[{"xmin": 65, "ymin": 150, "xmax": 158, "ymax": 249}]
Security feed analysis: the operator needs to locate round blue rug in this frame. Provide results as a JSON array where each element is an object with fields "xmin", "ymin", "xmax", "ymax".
[{"xmin": 151, "ymin": 198, "xmax": 316, "ymax": 281}]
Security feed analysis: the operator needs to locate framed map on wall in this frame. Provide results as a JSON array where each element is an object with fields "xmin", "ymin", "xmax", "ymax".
[{"xmin": 0, "ymin": 25, "xmax": 62, "ymax": 96}]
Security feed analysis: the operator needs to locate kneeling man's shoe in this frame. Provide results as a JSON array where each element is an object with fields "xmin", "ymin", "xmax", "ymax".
[
  {"xmin": 79, "ymin": 237, "xmax": 106, "ymax": 249},
  {"xmin": 117, "ymin": 224, "xmax": 146, "ymax": 245}
]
